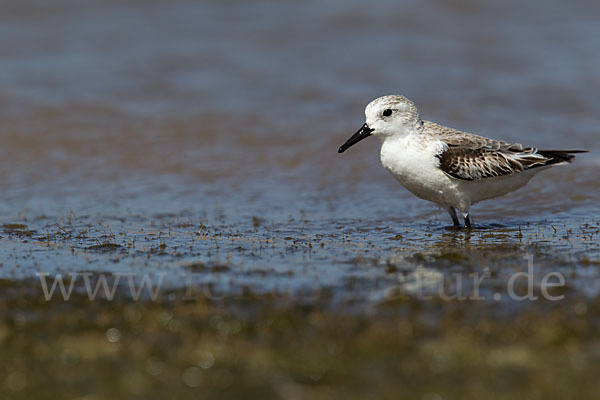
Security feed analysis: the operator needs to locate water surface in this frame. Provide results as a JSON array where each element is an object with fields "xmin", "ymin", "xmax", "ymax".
[{"xmin": 0, "ymin": 1, "xmax": 599, "ymax": 397}]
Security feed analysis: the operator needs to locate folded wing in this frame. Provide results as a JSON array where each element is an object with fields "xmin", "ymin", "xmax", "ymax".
[{"xmin": 425, "ymin": 121, "xmax": 586, "ymax": 181}]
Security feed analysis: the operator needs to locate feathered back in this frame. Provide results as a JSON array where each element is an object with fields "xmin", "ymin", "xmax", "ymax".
[{"xmin": 424, "ymin": 121, "xmax": 587, "ymax": 181}]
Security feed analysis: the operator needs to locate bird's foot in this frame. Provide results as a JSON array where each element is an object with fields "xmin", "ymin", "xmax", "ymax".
[{"xmin": 463, "ymin": 212, "xmax": 472, "ymax": 229}]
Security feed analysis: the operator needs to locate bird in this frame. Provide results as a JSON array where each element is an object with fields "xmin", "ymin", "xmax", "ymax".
[{"xmin": 338, "ymin": 95, "xmax": 587, "ymax": 228}]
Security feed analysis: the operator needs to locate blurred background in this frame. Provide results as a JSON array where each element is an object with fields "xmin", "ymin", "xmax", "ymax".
[
  {"xmin": 1, "ymin": 1, "xmax": 600, "ymax": 399},
  {"xmin": 0, "ymin": 0, "xmax": 598, "ymax": 220}
]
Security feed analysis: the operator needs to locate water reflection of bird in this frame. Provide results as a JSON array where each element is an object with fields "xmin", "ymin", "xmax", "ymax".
[{"xmin": 338, "ymin": 95, "xmax": 587, "ymax": 228}]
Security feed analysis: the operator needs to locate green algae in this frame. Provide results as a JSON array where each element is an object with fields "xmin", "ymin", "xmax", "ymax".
[{"xmin": 1, "ymin": 280, "xmax": 599, "ymax": 400}]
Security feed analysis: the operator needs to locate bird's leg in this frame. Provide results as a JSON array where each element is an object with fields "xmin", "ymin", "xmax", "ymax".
[
  {"xmin": 448, "ymin": 207, "xmax": 460, "ymax": 227},
  {"xmin": 463, "ymin": 213, "xmax": 472, "ymax": 229}
]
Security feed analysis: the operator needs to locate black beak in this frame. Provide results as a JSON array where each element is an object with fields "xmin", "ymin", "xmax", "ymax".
[{"xmin": 338, "ymin": 123, "xmax": 374, "ymax": 153}]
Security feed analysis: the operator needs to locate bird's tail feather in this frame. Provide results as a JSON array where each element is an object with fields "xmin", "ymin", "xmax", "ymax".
[{"xmin": 538, "ymin": 150, "xmax": 588, "ymax": 164}]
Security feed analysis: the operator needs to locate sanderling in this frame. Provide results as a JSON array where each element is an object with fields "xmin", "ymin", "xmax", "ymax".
[{"xmin": 338, "ymin": 95, "xmax": 587, "ymax": 228}]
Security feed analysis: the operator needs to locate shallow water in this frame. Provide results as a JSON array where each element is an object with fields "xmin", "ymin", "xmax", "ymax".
[
  {"xmin": 1, "ymin": 0, "xmax": 599, "ymax": 300},
  {"xmin": 1, "ymin": 0, "xmax": 600, "ymax": 397}
]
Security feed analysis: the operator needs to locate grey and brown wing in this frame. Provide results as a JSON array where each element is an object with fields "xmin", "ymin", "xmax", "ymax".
[
  {"xmin": 437, "ymin": 147, "xmax": 523, "ymax": 180},
  {"xmin": 425, "ymin": 121, "xmax": 586, "ymax": 180},
  {"xmin": 436, "ymin": 146, "xmax": 585, "ymax": 181},
  {"xmin": 423, "ymin": 120, "xmax": 524, "ymax": 151}
]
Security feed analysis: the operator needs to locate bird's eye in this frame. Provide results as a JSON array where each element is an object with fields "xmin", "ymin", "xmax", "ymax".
[{"xmin": 382, "ymin": 109, "xmax": 393, "ymax": 117}]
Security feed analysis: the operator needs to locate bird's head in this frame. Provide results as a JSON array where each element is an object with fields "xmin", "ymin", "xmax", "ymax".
[{"xmin": 338, "ymin": 95, "xmax": 422, "ymax": 153}]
